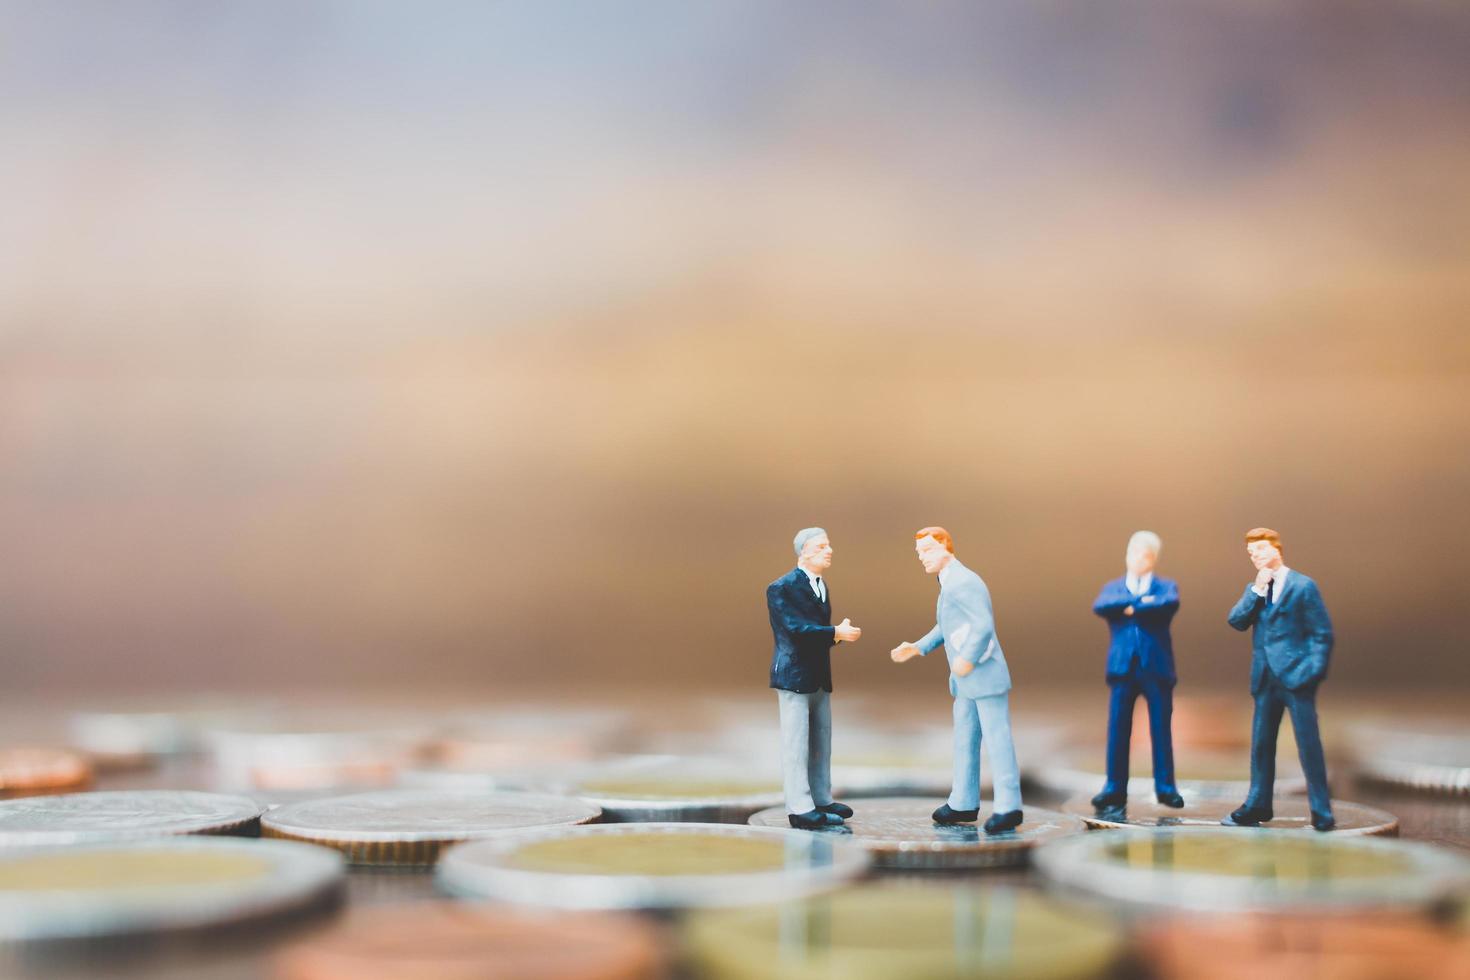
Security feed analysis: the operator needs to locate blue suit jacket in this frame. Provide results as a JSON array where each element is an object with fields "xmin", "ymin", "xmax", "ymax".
[
  {"xmin": 1092, "ymin": 576, "xmax": 1179, "ymax": 683},
  {"xmin": 767, "ymin": 567, "xmax": 835, "ymax": 693},
  {"xmin": 1227, "ymin": 571, "xmax": 1333, "ymax": 693},
  {"xmin": 915, "ymin": 559, "xmax": 1012, "ymax": 699}
]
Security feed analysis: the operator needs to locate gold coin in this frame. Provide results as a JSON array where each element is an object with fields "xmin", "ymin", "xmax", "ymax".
[{"xmin": 508, "ymin": 831, "xmax": 789, "ymax": 876}]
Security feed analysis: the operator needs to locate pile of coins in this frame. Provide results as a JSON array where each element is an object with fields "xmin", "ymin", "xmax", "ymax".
[{"xmin": 0, "ymin": 695, "xmax": 1461, "ymax": 979}]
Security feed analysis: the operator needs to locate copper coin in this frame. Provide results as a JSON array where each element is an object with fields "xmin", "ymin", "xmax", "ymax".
[
  {"xmin": 1062, "ymin": 796, "xmax": 1399, "ymax": 837},
  {"xmin": 1139, "ymin": 912, "xmax": 1470, "ymax": 980},
  {"xmin": 0, "ymin": 748, "xmax": 93, "ymax": 798},
  {"xmin": 274, "ymin": 903, "xmax": 666, "ymax": 980}
]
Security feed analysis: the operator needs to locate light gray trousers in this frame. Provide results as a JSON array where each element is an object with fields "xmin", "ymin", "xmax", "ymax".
[{"xmin": 776, "ymin": 689, "xmax": 833, "ymax": 814}]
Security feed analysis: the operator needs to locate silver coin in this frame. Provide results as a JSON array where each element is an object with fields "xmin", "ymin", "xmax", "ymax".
[
  {"xmin": 0, "ymin": 837, "xmax": 343, "ymax": 941},
  {"xmin": 437, "ymin": 822, "xmax": 870, "ymax": 910},
  {"xmin": 1029, "ymin": 746, "xmax": 1307, "ymax": 799},
  {"xmin": 1348, "ymin": 723, "xmax": 1470, "ymax": 795},
  {"xmin": 0, "ymin": 791, "xmax": 263, "ymax": 846},
  {"xmin": 1062, "ymin": 795, "xmax": 1400, "ymax": 837},
  {"xmin": 748, "ymin": 798, "xmax": 1085, "ymax": 869},
  {"xmin": 261, "ymin": 790, "xmax": 602, "ymax": 866},
  {"xmin": 1034, "ymin": 828, "xmax": 1470, "ymax": 913},
  {"xmin": 528, "ymin": 755, "xmax": 784, "ymax": 823}
]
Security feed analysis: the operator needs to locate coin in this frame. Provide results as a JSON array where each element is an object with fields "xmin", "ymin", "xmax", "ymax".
[
  {"xmin": 0, "ymin": 748, "xmax": 93, "ymax": 798},
  {"xmin": 1348, "ymin": 721, "xmax": 1470, "ymax": 795},
  {"xmin": 1138, "ymin": 912, "xmax": 1470, "ymax": 980},
  {"xmin": 274, "ymin": 903, "xmax": 666, "ymax": 980},
  {"xmin": 205, "ymin": 722, "xmax": 427, "ymax": 791},
  {"xmin": 1062, "ymin": 795, "xmax": 1399, "ymax": 837},
  {"xmin": 437, "ymin": 822, "xmax": 870, "ymax": 910},
  {"xmin": 535, "ymin": 756, "xmax": 784, "ymax": 823},
  {"xmin": 261, "ymin": 791, "xmax": 602, "ymax": 867},
  {"xmin": 684, "ymin": 881, "xmax": 1123, "ymax": 980},
  {"xmin": 1033, "ymin": 828, "xmax": 1470, "ymax": 912},
  {"xmin": 748, "ymin": 798, "xmax": 1084, "ymax": 870},
  {"xmin": 0, "ymin": 837, "xmax": 343, "ymax": 941},
  {"xmin": 1030, "ymin": 745, "xmax": 1306, "ymax": 799},
  {"xmin": 0, "ymin": 790, "xmax": 263, "ymax": 846}
]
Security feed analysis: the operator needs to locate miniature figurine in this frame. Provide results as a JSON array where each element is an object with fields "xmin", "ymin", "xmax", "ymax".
[
  {"xmin": 891, "ymin": 527, "xmax": 1023, "ymax": 834},
  {"xmin": 1223, "ymin": 527, "xmax": 1336, "ymax": 831},
  {"xmin": 1090, "ymin": 531, "xmax": 1184, "ymax": 809},
  {"xmin": 768, "ymin": 527, "xmax": 861, "ymax": 829}
]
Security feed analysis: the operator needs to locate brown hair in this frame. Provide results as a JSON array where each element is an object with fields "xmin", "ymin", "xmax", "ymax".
[
  {"xmin": 915, "ymin": 526, "xmax": 955, "ymax": 553},
  {"xmin": 1244, "ymin": 527, "xmax": 1283, "ymax": 557}
]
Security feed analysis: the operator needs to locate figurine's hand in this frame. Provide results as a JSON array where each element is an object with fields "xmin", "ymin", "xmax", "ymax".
[
  {"xmin": 951, "ymin": 659, "xmax": 975, "ymax": 677},
  {"xmin": 834, "ymin": 618, "xmax": 861, "ymax": 643},
  {"xmin": 1254, "ymin": 568, "xmax": 1274, "ymax": 591},
  {"xmin": 1122, "ymin": 605, "xmax": 1135, "ymax": 617},
  {"xmin": 890, "ymin": 642, "xmax": 921, "ymax": 663}
]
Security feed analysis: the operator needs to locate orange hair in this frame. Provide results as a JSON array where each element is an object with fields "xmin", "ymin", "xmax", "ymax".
[
  {"xmin": 1244, "ymin": 527, "xmax": 1283, "ymax": 557},
  {"xmin": 915, "ymin": 526, "xmax": 955, "ymax": 553}
]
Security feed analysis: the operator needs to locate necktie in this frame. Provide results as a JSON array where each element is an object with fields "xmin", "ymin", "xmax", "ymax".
[{"xmin": 1267, "ymin": 578, "xmax": 1276, "ymax": 604}]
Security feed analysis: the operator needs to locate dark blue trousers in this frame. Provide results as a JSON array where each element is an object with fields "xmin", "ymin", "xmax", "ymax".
[
  {"xmin": 1246, "ymin": 668, "xmax": 1333, "ymax": 817},
  {"xmin": 1103, "ymin": 669, "xmax": 1177, "ymax": 794}
]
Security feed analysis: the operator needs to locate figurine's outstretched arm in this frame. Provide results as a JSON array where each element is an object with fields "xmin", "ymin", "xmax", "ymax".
[
  {"xmin": 1227, "ymin": 586, "xmax": 1263, "ymax": 631},
  {"xmin": 767, "ymin": 585, "xmax": 835, "ymax": 642},
  {"xmin": 915, "ymin": 623, "xmax": 944, "ymax": 655}
]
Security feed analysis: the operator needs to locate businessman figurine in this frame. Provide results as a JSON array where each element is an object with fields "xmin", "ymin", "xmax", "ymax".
[
  {"xmin": 891, "ymin": 527, "xmax": 1023, "ymax": 834},
  {"xmin": 1090, "ymin": 531, "xmax": 1185, "ymax": 810},
  {"xmin": 768, "ymin": 527, "xmax": 861, "ymax": 830},
  {"xmin": 1223, "ymin": 527, "xmax": 1336, "ymax": 832}
]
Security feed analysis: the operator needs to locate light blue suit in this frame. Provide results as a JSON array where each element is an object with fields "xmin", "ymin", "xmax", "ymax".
[{"xmin": 915, "ymin": 558, "xmax": 1023, "ymax": 813}]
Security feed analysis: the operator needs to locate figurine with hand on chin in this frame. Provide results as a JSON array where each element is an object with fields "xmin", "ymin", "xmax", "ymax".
[
  {"xmin": 767, "ymin": 527, "xmax": 861, "ymax": 830},
  {"xmin": 1090, "ymin": 531, "xmax": 1185, "ymax": 810},
  {"xmin": 891, "ymin": 527, "xmax": 1023, "ymax": 835},
  {"xmin": 1223, "ymin": 527, "xmax": 1336, "ymax": 832}
]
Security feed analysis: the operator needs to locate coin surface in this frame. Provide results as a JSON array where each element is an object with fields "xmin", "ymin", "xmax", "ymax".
[
  {"xmin": 1030, "ymin": 745, "xmax": 1306, "ymax": 799},
  {"xmin": 1033, "ymin": 828, "xmax": 1470, "ymax": 912},
  {"xmin": 204, "ymin": 716, "xmax": 430, "ymax": 791},
  {"xmin": 1062, "ymin": 795, "xmax": 1399, "ymax": 837},
  {"xmin": 1348, "ymin": 721, "xmax": 1470, "ymax": 795},
  {"xmin": 684, "ymin": 881, "xmax": 1123, "ymax": 980},
  {"xmin": 437, "ymin": 822, "xmax": 869, "ymax": 910},
  {"xmin": 1138, "ymin": 912, "xmax": 1470, "ymax": 980},
  {"xmin": 748, "ymin": 798, "xmax": 1084, "ymax": 869},
  {"xmin": 262, "ymin": 790, "xmax": 603, "ymax": 867},
  {"xmin": 0, "ymin": 748, "xmax": 93, "ymax": 798},
  {"xmin": 0, "ymin": 837, "xmax": 343, "ymax": 941},
  {"xmin": 0, "ymin": 790, "xmax": 263, "ymax": 846},
  {"xmin": 536, "ymin": 756, "xmax": 784, "ymax": 823},
  {"xmin": 275, "ymin": 902, "xmax": 666, "ymax": 980}
]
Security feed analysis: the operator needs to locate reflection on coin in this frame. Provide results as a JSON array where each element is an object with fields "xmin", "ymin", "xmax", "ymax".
[
  {"xmin": 262, "ymin": 791, "xmax": 602, "ymax": 867},
  {"xmin": 1348, "ymin": 721, "xmax": 1470, "ymax": 795},
  {"xmin": 275, "ymin": 902, "xmax": 666, "ymax": 980},
  {"xmin": 0, "ymin": 748, "xmax": 93, "ymax": 798},
  {"xmin": 1062, "ymin": 795, "xmax": 1399, "ymax": 837},
  {"xmin": 1034, "ymin": 828, "xmax": 1470, "ymax": 912},
  {"xmin": 685, "ymin": 881, "xmax": 1122, "ymax": 980},
  {"xmin": 536, "ymin": 757, "xmax": 783, "ymax": 823},
  {"xmin": 0, "ymin": 837, "xmax": 343, "ymax": 941},
  {"xmin": 1030, "ymin": 746, "xmax": 1306, "ymax": 799},
  {"xmin": 437, "ymin": 823, "xmax": 869, "ymax": 910},
  {"xmin": 1138, "ymin": 912, "xmax": 1470, "ymax": 980},
  {"xmin": 0, "ymin": 791, "xmax": 263, "ymax": 846},
  {"xmin": 748, "ymin": 799, "xmax": 1084, "ymax": 870}
]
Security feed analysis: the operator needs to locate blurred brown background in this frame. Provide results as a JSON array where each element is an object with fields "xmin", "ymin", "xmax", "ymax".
[{"xmin": 1, "ymin": 1, "xmax": 1466, "ymax": 698}]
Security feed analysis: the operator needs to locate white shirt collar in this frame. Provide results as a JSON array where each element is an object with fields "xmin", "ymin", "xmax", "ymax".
[
  {"xmin": 1126, "ymin": 571, "xmax": 1154, "ymax": 595},
  {"xmin": 798, "ymin": 565, "xmax": 825, "ymax": 598}
]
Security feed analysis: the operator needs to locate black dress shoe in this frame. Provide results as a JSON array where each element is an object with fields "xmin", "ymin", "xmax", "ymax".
[
  {"xmin": 1156, "ymin": 790, "xmax": 1186, "ymax": 808},
  {"xmin": 931, "ymin": 803, "xmax": 979, "ymax": 824},
  {"xmin": 1221, "ymin": 804, "xmax": 1273, "ymax": 827},
  {"xmin": 817, "ymin": 801, "xmax": 854, "ymax": 819},
  {"xmin": 1090, "ymin": 789, "xmax": 1127, "ymax": 809},
  {"xmin": 788, "ymin": 809, "xmax": 844, "ymax": 829},
  {"xmin": 1311, "ymin": 813, "xmax": 1336, "ymax": 832},
  {"xmin": 983, "ymin": 809, "xmax": 1024, "ymax": 835}
]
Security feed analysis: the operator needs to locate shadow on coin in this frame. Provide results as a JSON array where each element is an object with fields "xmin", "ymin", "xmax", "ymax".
[{"xmin": 929, "ymin": 823, "xmax": 984, "ymax": 842}]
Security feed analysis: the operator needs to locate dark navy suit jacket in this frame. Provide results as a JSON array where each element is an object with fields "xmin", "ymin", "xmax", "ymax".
[
  {"xmin": 1228, "ymin": 571, "xmax": 1333, "ymax": 693},
  {"xmin": 767, "ymin": 567, "xmax": 835, "ymax": 693},
  {"xmin": 1092, "ymin": 576, "xmax": 1179, "ymax": 683}
]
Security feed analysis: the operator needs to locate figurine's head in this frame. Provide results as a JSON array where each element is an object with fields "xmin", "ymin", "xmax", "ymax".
[
  {"xmin": 1125, "ymin": 530, "xmax": 1161, "ymax": 577},
  {"xmin": 914, "ymin": 526, "xmax": 955, "ymax": 575},
  {"xmin": 1244, "ymin": 527, "xmax": 1284, "ymax": 570},
  {"xmin": 793, "ymin": 527, "xmax": 832, "ymax": 573}
]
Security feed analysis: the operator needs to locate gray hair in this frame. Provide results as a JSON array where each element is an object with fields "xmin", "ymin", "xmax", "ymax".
[
  {"xmin": 1127, "ymin": 530, "xmax": 1162, "ymax": 557},
  {"xmin": 793, "ymin": 527, "xmax": 828, "ymax": 556}
]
